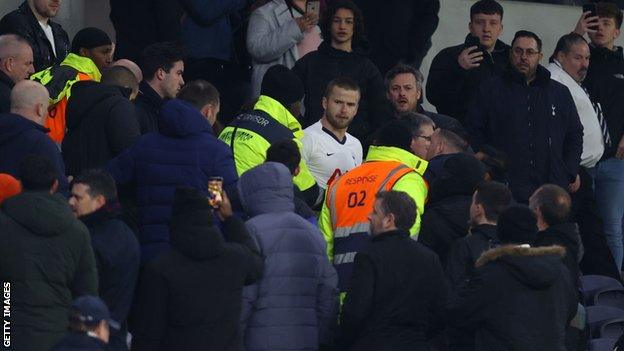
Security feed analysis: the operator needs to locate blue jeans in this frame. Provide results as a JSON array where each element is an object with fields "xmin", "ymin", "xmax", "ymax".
[{"xmin": 594, "ymin": 158, "xmax": 624, "ymax": 270}]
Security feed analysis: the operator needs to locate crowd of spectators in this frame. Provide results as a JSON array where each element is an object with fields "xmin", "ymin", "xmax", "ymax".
[{"xmin": 1, "ymin": 0, "xmax": 624, "ymax": 350}]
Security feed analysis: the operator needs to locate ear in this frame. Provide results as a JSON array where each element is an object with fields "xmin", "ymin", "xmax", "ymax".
[
  {"xmin": 384, "ymin": 212, "xmax": 396, "ymax": 228},
  {"xmin": 322, "ymin": 96, "xmax": 328, "ymax": 111},
  {"xmin": 50, "ymin": 179, "xmax": 59, "ymax": 194},
  {"xmin": 95, "ymin": 194, "xmax": 107, "ymax": 209},
  {"xmin": 415, "ymin": 87, "xmax": 422, "ymax": 100},
  {"xmin": 538, "ymin": 52, "xmax": 544, "ymax": 62},
  {"xmin": 156, "ymin": 67, "xmax": 166, "ymax": 81},
  {"xmin": 79, "ymin": 48, "xmax": 89, "ymax": 58},
  {"xmin": 2, "ymin": 57, "xmax": 13, "ymax": 72},
  {"xmin": 294, "ymin": 166, "xmax": 301, "ymax": 176},
  {"xmin": 615, "ymin": 28, "xmax": 621, "ymax": 40}
]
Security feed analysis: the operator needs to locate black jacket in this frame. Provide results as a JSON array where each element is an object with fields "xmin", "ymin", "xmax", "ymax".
[
  {"xmin": 51, "ymin": 332, "xmax": 108, "ymax": 351},
  {"xmin": 292, "ymin": 41, "xmax": 390, "ymax": 142},
  {"xmin": 534, "ymin": 223, "xmax": 582, "ymax": 290},
  {"xmin": 450, "ymin": 245, "xmax": 577, "ymax": 351},
  {"xmin": 465, "ymin": 65, "xmax": 583, "ymax": 202},
  {"xmin": 62, "ymin": 81, "xmax": 140, "ymax": 176},
  {"xmin": 109, "ymin": 0, "xmax": 182, "ymax": 62},
  {"xmin": 427, "ymin": 36, "xmax": 510, "ymax": 123},
  {"xmin": 134, "ymin": 80, "xmax": 164, "ymax": 134},
  {"xmin": 353, "ymin": 0, "xmax": 440, "ymax": 72},
  {"xmin": 81, "ymin": 206, "xmax": 140, "ymax": 351},
  {"xmin": 446, "ymin": 224, "xmax": 499, "ymax": 289},
  {"xmin": 0, "ymin": 1, "xmax": 70, "ymax": 71},
  {"xmin": 340, "ymin": 230, "xmax": 447, "ymax": 351},
  {"xmin": 0, "ymin": 112, "xmax": 68, "ymax": 192},
  {"xmin": 0, "ymin": 192, "xmax": 98, "ymax": 351},
  {"xmin": 584, "ymin": 45, "xmax": 624, "ymax": 158},
  {"xmin": 131, "ymin": 190, "xmax": 263, "ymax": 351},
  {"xmin": 0, "ymin": 70, "xmax": 14, "ymax": 113}
]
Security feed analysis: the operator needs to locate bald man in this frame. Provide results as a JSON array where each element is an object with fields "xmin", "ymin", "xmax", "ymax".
[
  {"xmin": 0, "ymin": 34, "xmax": 35, "ymax": 112},
  {"xmin": 0, "ymin": 80, "xmax": 68, "ymax": 192},
  {"xmin": 113, "ymin": 58, "xmax": 142, "ymax": 82}
]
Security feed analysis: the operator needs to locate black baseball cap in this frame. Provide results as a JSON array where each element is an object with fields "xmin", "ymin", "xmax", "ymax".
[{"xmin": 70, "ymin": 295, "xmax": 120, "ymax": 330}]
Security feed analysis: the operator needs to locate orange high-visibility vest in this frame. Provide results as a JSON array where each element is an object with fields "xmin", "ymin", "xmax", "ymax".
[{"xmin": 325, "ymin": 160, "xmax": 414, "ymax": 291}]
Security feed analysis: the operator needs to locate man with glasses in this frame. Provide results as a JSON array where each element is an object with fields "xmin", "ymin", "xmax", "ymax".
[{"xmin": 465, "ymin": 30, "xmax": 583, "ymax": 203}]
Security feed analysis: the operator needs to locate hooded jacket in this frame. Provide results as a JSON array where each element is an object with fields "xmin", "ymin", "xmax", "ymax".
[
  {"xmin": 131, "ymin": 187, "xmax": 263, "ymax": 351},
  {"xmin": 426, "ymin": 36, "xmax": 510, "ymax": 123},
  {"xmin": 292, "ymin": 41, "xmax": 390, "ymax": 142},
  {"xmin": 0, "ymin": 112, "xmax": 68, "ymax": 192},
  {"xmin": 0, "ymin": 192, "xmax": 98, "ymax": 351},
  {"xmin": 108, "ymin": 99, "xmax": 239, "ymax": 262},
  {"xmin": 419, "ymin": 153, "xmax": 485, "ymax": 264},
  {"xmin": 238, "ymin": 162, "xmax": 338, "ymax": 351},
  {"xmin": 0, "ymin": 69, "xmax": 14, "ymax": 113},
  {"xmin": 62, "ymin": 80, "xmax": 140, "ymax": 176},
  {"xmin": 80, "ymin": 206, "xmax": 140, "ymax": 351},
  {"xmin": 0, "ymin": 1, "xmax": 70, "ymax": 71},
  {"xmin": 450, "ymin": 245, "xmax": 577, "ymax": 351}
]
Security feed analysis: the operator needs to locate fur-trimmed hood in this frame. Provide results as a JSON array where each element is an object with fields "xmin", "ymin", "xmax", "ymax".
[{"xmin": 476, "ymin": 245, "xmax": 567, "ymax": 289}]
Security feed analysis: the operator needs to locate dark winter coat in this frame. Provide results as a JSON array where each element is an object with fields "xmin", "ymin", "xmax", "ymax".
[
  {"xmin": 109, "ymin": 0, "xmax": 182, "ymax": 62},
  {"xmin": 0, "ymin": 1, "xmax": 70, "ymax": 71},
  {"xmin": 0, "ymin": 112, "xmax": 68, "ymax": 191},
  {"xmin": 353, "ymin": 0, "xmax": 440, "ymax": 72},
  {"xmin": 238, "ymin": 162, "xmax": 338, "ymax": 351},
  {"xmin": 534, "ymin": 223, "xmax": 582, "ymax": 290},
  {"xmin": 340, "ymin": 229, "xmax": 447, "ymax": 351},
  {"xmin": 583, "ymin": 45, "xmax": 624, "ymax": 159},
  {"xmin": 62, "ymin": 81, "xmax": 140, "ymax": 176},
  {"xmin": 0, "ymin": 192, "xmax": 98, "ymax": 351},
  {"xmin": 0, "ymin": 70, "xmax": 13, "ymax": 113},
  {"xmin": 80, "ymin": 206, "xmax": 140, "ymax": 351},
  {"xmin": 426, "ymin": 36, "xmax": 510, "ymax": 123},
  {"xmin": 445, "ymin": 224, "xmax": 499, "ymax": 289},
  {"xmin": 134, "ymin": 80, "xmax": 164, "ymax": 134},
  {"xmin": 449, "ymin": 245, "xmax": 577, "ymax": 351},
  {"xmin": 292, "ymin": 41, "xmax": 390, "ymax": 142},
  {"xmin": 107, "ymin": 99, "xmax": 239, "ymax": 262},
  {"xmin": 465, "ymin": 65, "xmax": 583, "ymax": 202},
  {"xmin": 51, "ymin": 332, "xmax": 108, "ymax": 351},
  {"xmin": 131, "ymin": 188, "xmax": 264, "ymax": 351}
]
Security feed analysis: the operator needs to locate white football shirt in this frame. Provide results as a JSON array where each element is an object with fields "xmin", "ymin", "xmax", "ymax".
[{"xmin": 302, "ymin": 121, "xmax": 363, "ymax": 189}]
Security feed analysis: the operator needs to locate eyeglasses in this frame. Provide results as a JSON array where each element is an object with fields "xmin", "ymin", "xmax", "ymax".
[
  {"xmin": 414, "ymin": 135, "xmax": 432, "ymax": 142},
  {"xmin": 512, "ymin": 47, "xmax": 541, "ymax": 58}
]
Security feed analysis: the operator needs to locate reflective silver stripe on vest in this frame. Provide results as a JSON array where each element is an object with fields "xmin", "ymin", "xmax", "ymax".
[
  {"xmin": 334, "ymin": 252, "xmax": 357, "ymax": 265},
  {"xmin": 377, "ymin": 164, "xmax": 411, "ymax": 192},
  {"xmin": 335, "ymin": 222, "xmax": 370, "ymax": 238}
]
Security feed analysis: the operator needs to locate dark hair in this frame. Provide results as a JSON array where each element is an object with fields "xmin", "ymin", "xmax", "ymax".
[
  {"xmin": 530, "ymin": 184, "xmax": 571, "ymax": 226},
  {"xmin": 436, "ymin": 129, "xmax": 468, "ymax": 152},
  {"xmin": 324, "ymin": 76, "xmax": 360, "ymax": 98},
  {"xmin": 399, "ymin": 112, "xmax": 435, "ymax": 136},
  {"xmin": 597, "ymin": 2, "xmax": 623, "ymax": 29},
  {"xmin": 376, "ymin": 191, "xmax": 416, "ymax": 231},
  {"xmin": 480, "ymin": 145, "xmax": 508, "ymax": 183},
  {"xmin": 321, "ymin": 0, "xmax": 365, "ymax": 46},
  {"xmin": 71, "ymin": 169, "xmax": 118, "ymax": 203},
  {"xmin": 470, "ymin": 0, "xmax": 504, "ymax": 20},
  {"xmin": 266, "ymin": 140, "xmax": 301, "ymax": 175},
  {"xmin": 512, "ymin": 30, "xmax": 543, "ymax": 53},
  {"xmin": 474, "ymin": 181, "xmax": 512, "ymax": 222},
  {"xmin": 101, "ymin": 66, "xmax": 138, "ymax": 92},
  {"xmin": 178, "ymin": 80, "xmax": 220, "ymax": 110},
  {"xmin": 550, "ymin": 33, "xmax": 588, "ymax": 62},
  {"xmin": 17, "ymin": 154, "xmax": 58, "ymax": 191},
  {"xmin": 384, "ymin": 63, "xmax": 423, "ymax": 92},
  {"xmin": 140, "ymin": 42, "xmax": 185, "ymax": 80}
]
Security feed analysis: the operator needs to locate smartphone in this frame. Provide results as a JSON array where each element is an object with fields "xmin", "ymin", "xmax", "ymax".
[
  {"xmin": 306, "ymin": 0, "xmax": 320, "ymax": 17},
  {"xmin": 465, "ymin": 34, "xmax": 484, "ymax": 54},
  {"xmin": 207, "ymin": 176, "xmax": 223, "ymax": 208},
  {"xmin": 583, "ymin": 3, "xmax": 597, "ymax": 18}
]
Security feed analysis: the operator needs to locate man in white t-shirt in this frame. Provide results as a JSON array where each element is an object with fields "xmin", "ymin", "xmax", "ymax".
[{"xmin": 303, "ymin": 77, "xmax": 363, "ymax": 191}]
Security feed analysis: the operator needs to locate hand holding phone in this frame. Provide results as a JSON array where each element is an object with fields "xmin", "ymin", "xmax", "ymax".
[
  {"xmin": 580, "ymin": 3, "xmax": 600, "ymax": 32},
  {"xmin": 207, "ymin": 176, "xmax": 223, "ymax": 208},
  {"xmin": 306, "ymin": 1, "xmax": 320, "ymax": 17}
]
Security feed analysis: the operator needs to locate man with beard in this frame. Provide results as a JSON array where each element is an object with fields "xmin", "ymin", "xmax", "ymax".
[
  {"xmin": 465, "ymin": 30, "xmax": 583, "ymax": 203},
  {"xmin": 302, "ymin": 77, "xmax": 363, "ymax": 191}
]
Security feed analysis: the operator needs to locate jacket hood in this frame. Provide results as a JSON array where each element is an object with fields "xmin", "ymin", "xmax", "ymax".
[
  {"xmin": 254, "ymin": 95, "xmax": 303, "ymax": 140},
  {"xmin": 476, "ymin": 245, "xmax": 566, "ymax": 289},
  {"xmin": 66, "ymin": 81, "xmax": 129, "ymax": 129},
  {"xmin": 169, "ymin": 187, "xmax": 223, "ymax": 260},
  {"xmin": 2, "ymin": 192, "xmax": 79, "ymax": 237},
  {"xmin": 238, "ymin": 162, "xmax": 295, "ymax": 216},
  {"xmin": 0, "ymin": 113, "xmax": 47, "ymax": 145},
  {"xmin": 429, "ymin": 153, "xmax": 485, "ymax": 203},
  {"xmin": 539, "ymin": 223, "xmax": 581, "ymax": 258},
  {"xmin": 158, "ymin": 99, "xmax": 212, "ymax": 138}
]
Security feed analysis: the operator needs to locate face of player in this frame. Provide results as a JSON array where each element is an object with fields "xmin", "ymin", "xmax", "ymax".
[
  {"xmin": 387, "ymin": 73, "xmax": 420, "ymax": 114},
  {"xmin": 322, "ymin": 86, "xmax": 360, "ymax": 131},
  {"xmin": 469, "ymin": 13, "xmax": 503, "ymax": 51}
]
